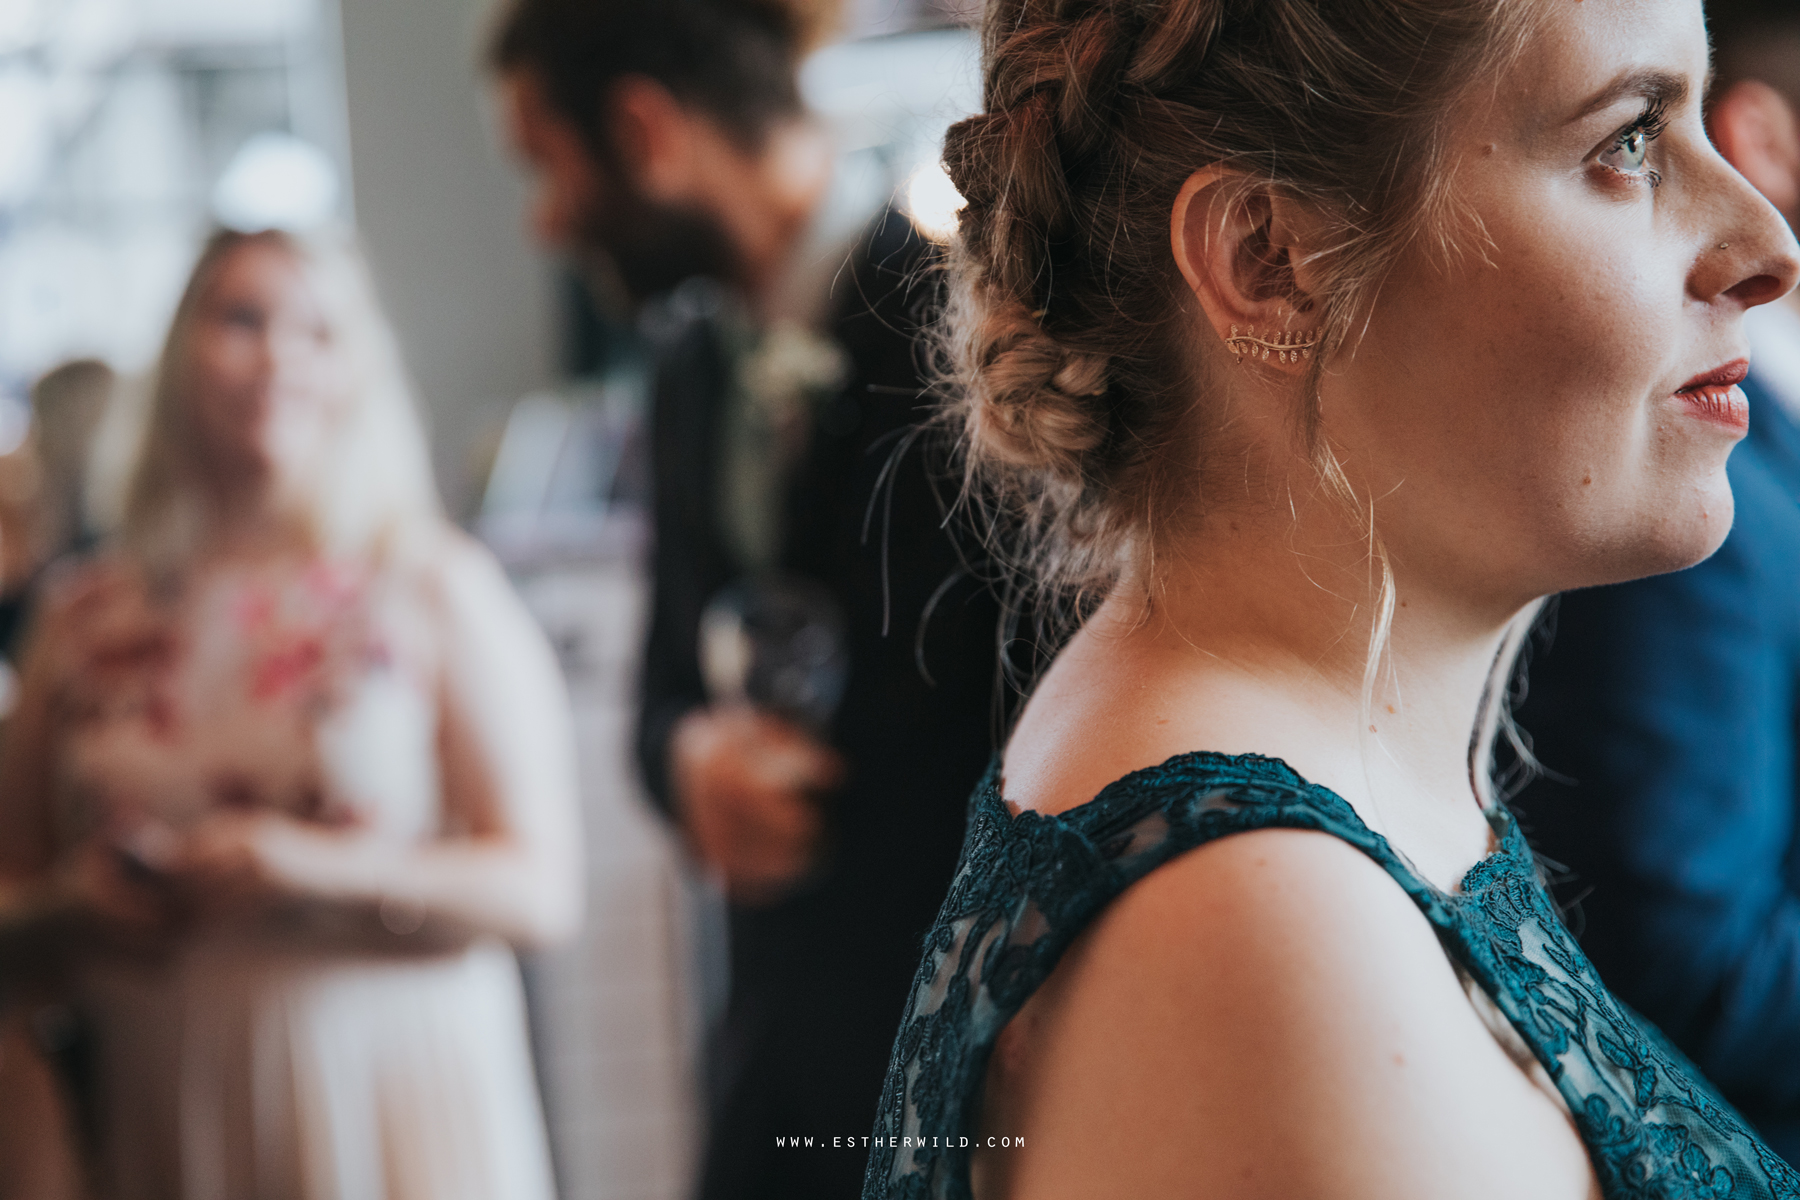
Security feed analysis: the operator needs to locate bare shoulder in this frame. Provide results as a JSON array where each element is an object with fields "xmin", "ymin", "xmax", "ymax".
[
  {"xmin": 407, "ymin": 526, "xmax": 535, "ymax": 636},
  {"xmin": 996, "ymin": 828, "xmax": 1439, "ymax": 1080},
  {"xmin": 413, "ymin": 525, "xmax": 508, "ymax": 599},
  {"xmin": 1056, "ymin": 827, "xmax": 1449, "ymax": 1028},
  {"xmin": 404, "ymin": 529, "xmax": 569, "ymax": 720},
  {"xmin": 980, "ymin": 827, "xmax": 1595, "ymax": 1200}
]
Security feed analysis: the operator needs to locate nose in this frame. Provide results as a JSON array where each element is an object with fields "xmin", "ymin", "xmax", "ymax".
[
  {"xmin": 255, "ymin": 329, "xmax": 286, "ymax": 383},
  {"xmin": 1694, "ymin": 163, "xmax": 1800, "ymax": 310},
  {"xmin": 1723, "ymin": 245, "xmax": 1797, "ymax": 309}
]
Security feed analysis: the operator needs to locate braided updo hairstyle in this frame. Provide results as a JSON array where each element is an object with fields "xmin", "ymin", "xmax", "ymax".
[{"xmin": 943, "ymin": 0, "xmax": 1538, "ymax": 616}]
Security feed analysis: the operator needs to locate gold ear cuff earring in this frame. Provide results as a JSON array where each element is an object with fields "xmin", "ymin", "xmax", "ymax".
[{"xmin": 1227, "ymin": 324, "xmax": 1319, "ymax": 364}]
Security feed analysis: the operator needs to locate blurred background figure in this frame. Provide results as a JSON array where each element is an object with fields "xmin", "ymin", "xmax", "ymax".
[
  {"xmin": 0, "ymin": 1007, "xmax": 84, "ymax": 1200},
  {"xmin": 0, "ymin": 228, "xmax": 581, "ymax": 1199},
  {"xmin": 0, "ymin": 370, "xmax": 119, "ymax": 1200},
  {"xmin": 0, "ymin": 0, "xmax": 349, "ymax": 463},
  {"xmin": 1, "ymin": 1, "xmax": 987, "ymax": 1196},
  {"xmin": 0, "ymin": 359, "xmax": 117, "ymax": 657},
  {"xmin": 29, "ymin": 359, "xmax": 113, "ymax": 563},
  {"xmin": 0, "ymin": 834, "xmax": 86, "ymax": 1200},
  {"xmin": 1513, "ymin": 0, "xmax": 1800, "ymax": 1167},
  {"xmin": 488, "ymin": 1, "xmax": 1003, "ymax": 1198}
]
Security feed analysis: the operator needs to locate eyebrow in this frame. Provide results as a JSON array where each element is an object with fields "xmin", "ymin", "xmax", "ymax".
[{"xmin": 1569, "ymin": 66, "xmax": 1692, "ymax": 124}]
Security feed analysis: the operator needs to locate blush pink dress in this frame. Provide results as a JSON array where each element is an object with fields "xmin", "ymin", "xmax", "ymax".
[{"xmin": 56, "ymin": 557, "xmax": 558, "ymax": 1200}]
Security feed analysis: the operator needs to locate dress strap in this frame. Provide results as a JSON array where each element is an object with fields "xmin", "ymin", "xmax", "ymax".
[{"xmin": 869, "ymin": 751, "xmax": 1418, "ymax": 1200}]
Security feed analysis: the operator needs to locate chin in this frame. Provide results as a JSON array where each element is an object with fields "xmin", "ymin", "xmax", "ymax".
[
  {"xmin": 1668, "ymin": 468, "xmax": 1738, "ymax": 565},
  {"xmin": 1591, "ymin": 483, "xmax": 1738, "ymax": 590}
]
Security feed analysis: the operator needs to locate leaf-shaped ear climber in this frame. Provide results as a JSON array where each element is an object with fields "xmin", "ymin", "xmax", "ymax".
[{"xmin": 1226, "ymin": 324, "xmax": 1320, "ymax": 364}]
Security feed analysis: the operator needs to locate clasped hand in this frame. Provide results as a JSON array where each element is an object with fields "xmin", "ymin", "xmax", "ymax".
[
  {"xmin": 670, "ymin": 706, "xmax": 845, "ymax": 906},
  {"xmin": 60, "ymin": 811, "xmax": 374, "ymax": 955}
]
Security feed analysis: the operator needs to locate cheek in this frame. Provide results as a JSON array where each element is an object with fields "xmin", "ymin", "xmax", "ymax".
[
  {"xmin": 190, "ymin": 329, "xmax": 262, "ymax": 398},
  {"xmin": 1467, "ymin": 247, "xmax": 1662, "ymax": 494},
  {"xmin": 1468, "ymin": 221, "xmax": 1734, "ymax": 579},
  {"xmin": 285, "ymin": 340, "xmax": 353, "ymax": 400},
  {"xmin": 182, "ymin": 357, "xmax": 266, "ymax": 456},
  {"xmin": 269, "ymin": 346, "xmax": 355, "ymax": 453},
  {"xmin": 1333, "ymin": 204, "xmax": 1731, "ymax": 591},
  {"xmin": 525, "ymin": 153, "xmax": 596, "ymax": 248},
  {"xmin": 530, "ymin": 180, "xmax": 576, "ymax": 246}
]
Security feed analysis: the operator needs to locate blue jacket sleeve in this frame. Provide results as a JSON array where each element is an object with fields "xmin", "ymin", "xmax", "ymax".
[{"xmin": 1517, "ymin": 449, "xmax": 1800, "ymax": 1121}]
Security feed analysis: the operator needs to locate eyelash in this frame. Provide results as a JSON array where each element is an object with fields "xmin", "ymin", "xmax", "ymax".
[{"xmin": 1603, "ymin": 101, "xmax": 1670, "ymax": 189}]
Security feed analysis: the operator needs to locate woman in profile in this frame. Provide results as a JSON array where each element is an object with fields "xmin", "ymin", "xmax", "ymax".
[
  {"xmin": 0, "ymin": 228, "xmax": 579, "ymax": 1200},
  {"xmin": 868, "ymin": 0, "xmax": 1800, "ymax": 1197}
]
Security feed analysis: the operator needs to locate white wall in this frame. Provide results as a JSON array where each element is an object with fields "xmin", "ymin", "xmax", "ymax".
[{"xmin": 336, "ymin": 0, "xmax": 555, "ymax": 517}]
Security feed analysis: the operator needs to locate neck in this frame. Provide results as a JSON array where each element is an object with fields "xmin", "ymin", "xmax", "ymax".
[
  {"xmin": 1107, "ymin": 463, "xmax": 1525, "ymax": 817},
  {"xmin": 194, "ymin": 474, "xmax": 313, "ymax": 562},
  {"xmin": 1003, "ymin": 392, "xmax": 1534, "ymax": 883}
]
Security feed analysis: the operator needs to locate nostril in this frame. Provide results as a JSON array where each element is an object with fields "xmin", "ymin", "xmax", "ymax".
[{"xmin": 1725, "ymin": 273, "xmax": 1794, "ymax": 308}]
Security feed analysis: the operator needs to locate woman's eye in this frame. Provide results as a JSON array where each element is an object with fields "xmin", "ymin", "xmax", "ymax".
[{"xmin": 1597, "ymin": 121, "xmax": 1662, "ymax": 186}]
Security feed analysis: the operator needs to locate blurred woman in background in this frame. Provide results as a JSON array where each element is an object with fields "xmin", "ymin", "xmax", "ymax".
[
  {"xmin": 0, "ymin": 228, "xmax": 580, "ymax": 1200},
  {"xmin": 29, "ymin": 358, "xmax": 114, "ymax": 566},
  {"xmin": 0, "ymin": 358, "xmax": 114, "ymax": 661}
]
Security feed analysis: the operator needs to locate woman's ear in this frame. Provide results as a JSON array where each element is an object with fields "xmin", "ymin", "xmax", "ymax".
[{"xmin": 1170, "ymin": 170, "xmax": 1321, "ymax": 369}]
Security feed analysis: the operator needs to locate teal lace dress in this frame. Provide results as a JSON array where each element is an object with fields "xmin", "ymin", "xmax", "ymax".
[{"xmin": 864, "ymin": 752, "xmax": 1800, "ymax": 1199}]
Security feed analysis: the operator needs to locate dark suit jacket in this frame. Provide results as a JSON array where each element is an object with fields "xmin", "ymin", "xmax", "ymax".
[
  {"xmin": 1514, "ymin": 371, "xmax": 1800, "ymax": 1165},
  {"xmin": 634, "ymin": 212, "xmax": 1016, "ymax": 1197}
]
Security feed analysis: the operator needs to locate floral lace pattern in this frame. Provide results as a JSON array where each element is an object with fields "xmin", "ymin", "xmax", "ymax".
[{"xmin": 863, "ymin": 752, "xmax": 1800, "ymax": 1200}]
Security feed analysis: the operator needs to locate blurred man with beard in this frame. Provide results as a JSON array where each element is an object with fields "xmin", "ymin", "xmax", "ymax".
[{"xmin": 489, "ymin": 4, "xmax": 1011, "ymax": 1197}]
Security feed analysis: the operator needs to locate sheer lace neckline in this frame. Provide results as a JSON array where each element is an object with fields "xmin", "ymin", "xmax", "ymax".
[
  {"xmin": 866, "ymin": 747, "xmax": 1800, "ymax": 1200},
  {"xmin": 993, "ymin": 749, "xmax": 1509, "ymax": 899}
]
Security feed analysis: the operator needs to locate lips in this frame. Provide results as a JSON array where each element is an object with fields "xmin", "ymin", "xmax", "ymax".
[{"xmin": 1674, "ymin": 358, "xmax": 1750, "ymax": 430}]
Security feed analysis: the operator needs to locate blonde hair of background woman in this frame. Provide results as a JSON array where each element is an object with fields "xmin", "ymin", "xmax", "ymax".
[{"xmin": 100, "ymin": 227, "xmax": 442, "ymax": 575}]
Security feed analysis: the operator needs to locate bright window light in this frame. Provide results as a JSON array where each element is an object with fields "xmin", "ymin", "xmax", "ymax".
[
  {"xmin": 904, "ymin": 162, "xmax": 966, "ymax": 243},
  {"xmin": 213, "ymin": 131, "xmax": 341, "ymax": 232},
  {"xmin": 45, "ymin": 0, "xmax": 136, "ymax": 71},
  {"xmin": 0, "ymin": 69, "xmax": 52, "ymax": 207},
  {"xmin": 0, "ymin": 0, "xmax": 47, "ymax": 55}
]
